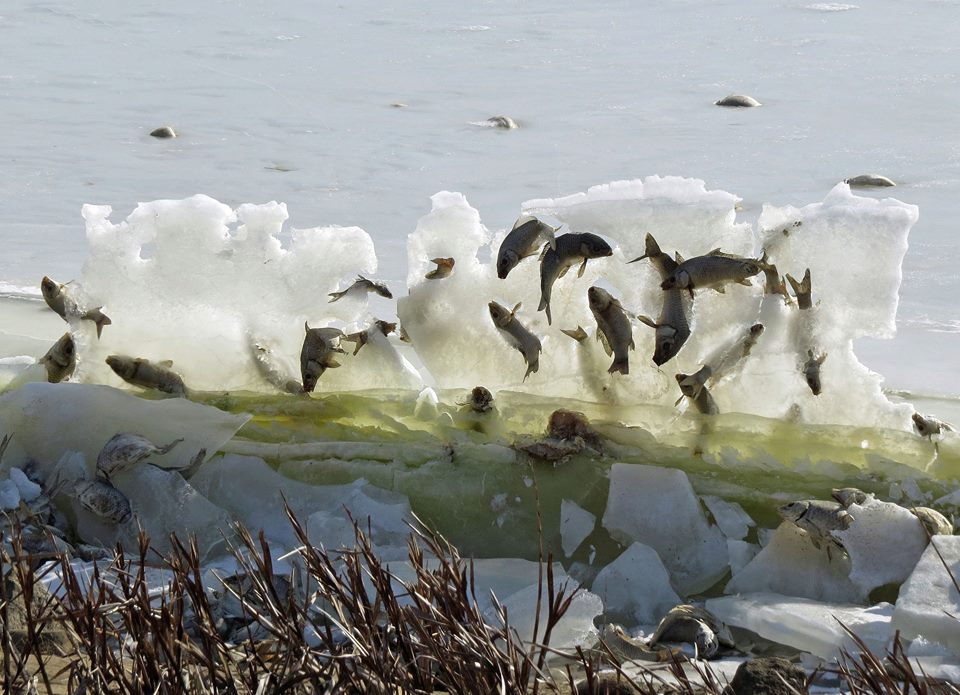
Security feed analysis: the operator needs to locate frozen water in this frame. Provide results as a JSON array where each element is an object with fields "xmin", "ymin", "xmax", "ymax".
[
  {"xmin": 602, "ymin": 463, "xmax": 728, "ymax": 595},
  {"xmin": 560, "ymin": 499, "xmax": 596, "ymax": 557},
  {"xmin": 590, "ymin": 542, "xmax": 681, "ymax": 626},
  {"xmin": 832, "ymin": 498, "xmax": 928, "ymax": 595},
  {"xmin": 701, "ymin": 495, "xmax": 755, "ymax": 540},
  {"xmin": 727, "ymin": 539, "xmax": 760, "ymax": 576},
  {"xmin": 892, "ymin": 536, "xmax": 960, "ymax": 654},
  {"xmin": 707, "ymin": 592, "xmax": 893, "ymax": 660},
  {"xmin": 0, "ymin": 382, "xmax": 248, "ymax": 480},
  {"xmin": 8, "ymin": 467, "xmax": 41, "ymax": 502},
  {"xmin": 0, "ymin": 478, "xmax": 19, "ymax": 510},
  {"xmin": 726, "ymin": 522, "xmax": 862, "ymax": 603},
  {"xmin": 484, "ymin": 581, "xmax": 602, "ymax": 650}
]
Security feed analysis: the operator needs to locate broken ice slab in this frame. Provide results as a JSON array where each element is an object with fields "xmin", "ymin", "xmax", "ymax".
[
  {"xmin": 484, "ymin": 582, "xmax": 603, "ymax": 651},
  {"xmin": 602, "ymin": 463, "xmax": 728, "ymax": 595},
  {"xmin": 892, "ymin": 535, "xmax": 960, "ymax": 654},
  {"xmin": 707, "ymin": 592, "xmax": 894, "ymax": 660},
  {"xmin": 833, "ymin": 498, "xmax": 928, "ymax": 596},
  {"xmin": 591, "ymin": 542, "xmax": 681, "ymax": 626},
  {"xmin": 0, "ymin": 382, "xmax": 248, "ymax": 480},
  {"xmin": 701, "ymin": 495, "xmax": 755, "ymax": 540},
  {"xmin": 561, "ymin": 499, "xmax": 596, "ymax": 557},
  {"xmin": 726, "ymin": 523, "xmax": 862, "ymax": 603},
  {"xmin": 727, "ymin": 540, "xmax": 759, "ymax": 576}
]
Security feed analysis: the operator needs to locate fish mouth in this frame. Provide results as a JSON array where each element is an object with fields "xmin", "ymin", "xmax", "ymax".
[{"xmin": 496, "ymin": 267, "xmax": 508, "ymax": 279}]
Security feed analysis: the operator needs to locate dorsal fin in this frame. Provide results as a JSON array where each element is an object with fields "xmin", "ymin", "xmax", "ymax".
[{"xmin": 511, "ymin": 302, "xmax": 522, "ymax": 317}]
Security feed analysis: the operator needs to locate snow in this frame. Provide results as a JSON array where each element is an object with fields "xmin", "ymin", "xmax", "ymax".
[
  {"xmin": 560, "ymin": 499, "xmax": 596, "ymax": 557},
  {"xmin": 602, "ymin": 463, "xmax": 728, "ymax": 595},
  {"xmin": 892, "ymin": 536, "xmax": 960, "ymax": 654},
  {"xmin": 590, "ymin": 542, "xmax": 681, "ymax": 626}
]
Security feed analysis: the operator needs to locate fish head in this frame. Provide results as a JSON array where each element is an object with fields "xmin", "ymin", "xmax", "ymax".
[
  {"xmin": 803, "ymin": 358, "xmax": 823, "ymax": 395},
  {"xmin": 778, "ymin": 501, "xmax": 808, "ymax": 522},
  {"xmin": 496, "ymin": 249, "xmax": 519, "ymax": 279},
  {"xmin": 749, "ymin": 323, "xmax": 765, "ymax": 337},
  {"xmin": 580, "ymin": 234, "xmax": 613, "ymax": 259},
  {"xmin": 105, "ymin": 355, "xmax": 133, "ymax": 378},
  {"xmin": 912, "ymin": 412, "xmax": 936, "ymax": 436},
  {"xmin": 374, "ymin": 284, "xmax": 393, "ymax": 299},
  {"xmin": 469, "ymin": 386, "xmax": 494, "ymax": 412},
  {"xmin": 694, "ymin": 626, "xmax": 719, "ymax": 660},
  {"xmin": 587, "ymin": 286, "xmax": 611, "ymax": 311},
  {"xmin": 652, "ymin": 327, "xmax": 681, "ymax": 366},
  {"xmin": 740, "ymin": 259, "xmax": 763, "ymax": 276},
  {"xmin": 488, "ymin": 301, "xmax": 510, "ymax": 326},
  {"xmin": 40, "ymin": 276, "xmax": 59, "ymax": 300}
]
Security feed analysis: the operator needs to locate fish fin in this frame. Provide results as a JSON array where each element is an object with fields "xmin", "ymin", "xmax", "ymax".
[
  {"xmin": 706, "ymin": 247, "xmax": 723, "ymax": 256},
  {"xmin": 786, "ymin": 268, "xmax": 811, "ymax": 297},
  {"xmin": 558, "ymin": 264, "xmax": 571, "ymax": 279},
  {"xmin": 561, "ymin": 326, "xmax": 587, "ymax": 342},
  {"xmin": 818, "ymin": 352, "xmax": 828, "ymax": 364},
  {"xmin": 511, "ymin": 302, "xmax": 522, "ymax": 317},
  {"xmin": 158, "ymin": 360, "xmax": 174, "ymax": 368},
  {"xmin": 523, "ymin": 358, "xmax": 539, "ymax": 382},
  {"xmin": 95, "ymin": 312, "xmax": 111, "ymax": 338},
  {"xmin": 737, "ymin": 278, "xmax": 752, "ymax": 286},
  {"xmin": 304, "ymin": 321, "xmax": 311, "ymax": 332},
  {"xmin": 577, "ymin": 258, "xmax": 587, "ymax": 278},
  {"xmin": 675, "ymin": 251, "xmax": 685, "ymax": 264},
  {"xmin": 545, "ymin": 302, "xmax": 553, "ymax": 325},
  {"xmin": 597, "ymin": 330, "xmax": 613, "ymax": 357},
  {"xmin": 542, "ymin": 225, "xmax": 557, "ymax": 251},
  {"xmin": 627, "ymin": 255, "xmax": 646, "ymax": 264},
  {"xmin": 674, "ymin": 395, "xmax": 684, "ymax": 407},
  {"xmin": 636, "ymin": 315, "xmax": 659, "ymax": 329},
  {"xmin": 538, "ymin": 244, "xmax": 551, "ymax": 262},
  {"xmin": 327, "ymin": 291, "xmax": 344, "ymax": 303},
  {"xmin": 324, "ymin": 356, "xmax": 341, "ymax": 369},
  {"xmin": 608, "ymin": 359, "xmax": 628, "ymax": 375},
  {"xmin": 538, "ymin": 295, "xmax": 547, "ymax": 311},
  {"xmin": 158, "ymin": 438, "xmax": 184, "ymax": 456}
]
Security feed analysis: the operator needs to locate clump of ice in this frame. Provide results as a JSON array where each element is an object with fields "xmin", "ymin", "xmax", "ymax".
[
  {"xmin": 591, "ymin": 542, "xmax": 681, "ymax": 625},
  {"xmin": 0, "ymin": 478, "xmax": 19, "ymax": 509},
  {"xmin": 602, "ymin": 463, "xmax": 728, "ymax": 595},
  {"xmin": 892, "ymin": 536, "xmax": 960, "ymax": 654},
  {"xmin": 560, "ymin": 499, "xmax": 596, "ymax": 557},
  {"xmin": 484, "ymin": 582, "xmax": 602, "ymax": 650},
  {"xmin": 707, "ymin": 592, "xmax": 893, "ymax": 660},
  {"xmin": 8, "ymin": 467, "xmax": 41, "ymax": 502},
  {"xmin": 701, "ymin": 495, "xmax": 755, "ymax": 540}
]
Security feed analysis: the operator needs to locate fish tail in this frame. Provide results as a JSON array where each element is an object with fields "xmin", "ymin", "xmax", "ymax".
[
  {"xmin": 608, "ymin": 359, "xmax": 629, "ymax": 375},
  {"xmin": 523, "ymin": 358, "xmax": 540, "ymax": 382},
  {"xmin": 328, "ymin": 291, "xmax": 345, "ymax": 303},
  {"xmin": 786, "ymin": 268, "xmax": 811, "ymax": 299},
  {"xmin": 158, "ymin": 437, "xmax": 184, "ymax": 456}
]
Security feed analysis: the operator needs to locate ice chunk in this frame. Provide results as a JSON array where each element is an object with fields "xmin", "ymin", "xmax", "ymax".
[
  {"xmin": 561, "ymin": 499, "xmax": 596, "ymax": 557},
  {"xmin": 727, "ymin": 539, "xmax": 759, "ymax": 575},
  {"xmin": 413, "ymin": 387, "xmax": 440, "ymax": 420},
  {"xmin": 0, "ymin": 478, "xmax": 19, "ymax": 510},
  {"xmin": 591, "ymin": 542, "xmax": 681, "ymax": 625},
  {"xmin": 707, "ymin": 592, "xmax": 893, "ymax": 660},
  {"xmin": 485, "ymin": 582, "xmax": 602, "ymax": 650},
  {"xmin": 702, "ymin": 495, "xmax": 755, "ymax": 540},
  {"xmin": 892, "ymin": 536, "xmax": 960, "ymax": 653},
  {"xmin": 832, "ymin": 498, "xmax": 928, "ymax": 595},
  {"xmin": 8, "ymin": 467, "xmax": 41, "ymax": 502},
  {"xmin": 726, "ymin": 523, "xmax": 862, "ymax": 603},
  {"xmin": 602, "ymin": 464, "xmax": 728, "ymax": 595},
  {"xmin": 0, "ymin": 383, "xmax": 248, "ymax": 480}
]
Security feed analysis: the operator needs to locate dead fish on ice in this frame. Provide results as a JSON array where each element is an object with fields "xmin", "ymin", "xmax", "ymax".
[
  {"xmin": 786, "ymin": 268, "xmax": 814, "ymax": 311},
  {"xmin": 831, "ymin": 487, "xmax": 870, "ymax": 508},
  {"xmin": 300, "ymin": 324, "xmax": 345, "ymax": 393},
  {"xmin": 538, "ymin": 233, "xmax": 613, "ymax": 324},
  {"xmin": 74, "ymin": 478, "xmax": 133, "ymax": 524},
  {"xmin": 41, "ymin": 276, "xmax": 112, "ymax": 338},
  {"xmin": 803, "ymin": 350, "xmax": 827, "ymax": 396},
  {"xmin": 588, "ymin": 286, "xmax": 634, "ymax": 375},
  {"xmin": 489, "ymin": 301, "xmax": 542, "ymax": 381},
  {"xmin": 328, "ymin": 276, "xmax": 393, "ymax": 302},
  {"xmin": 496, "ymin": 215, "xmax": 560, "ymax": 279},
  {"xmin": 249, "ymin": 341, "xmax": 304, "ymax": 395},
  {"xmin": 425, "ymin": 257, "xmax": 455, "ymax": 280},
  {"xmin": 632, "ymin": 234, "xmax": 691, "ymax": 366},
  {"xmin": 342, "ymin": 320, "xmax": 397, "ymax": 355},
  {"xmin": 778, "ymin": 499, "xmax": 852, "ymax": 552},
  {"xmin": 547, "ymin": 409, "xmax": 603, "ymax": 453},
  {"xmin": 39, "ymin": 333, "xmax": 76, "ymax": 383},
  {"xmin": 96, "ymin": 433, "xmax": 184, "ymax": 480},
  {"xmin": 660, "ymin": 250, "xmax": 762, "ymax": 297},
  {"xmin": 758, "ymin": 251, "xmax": 792, "ymax": 304},
  {"xmin": 845, "ymin": 174, "xmax": 896, "ymax": 188},
  {"xmin": 909, "ymin": 507, "xmax": 954, "ymax": 536},
  {"xmin": 648, "ymin": 604, "xmax": 734, "ymax": 660},
  {"xmin": 786, "ymin": 269, "xmax": 826, "ymax": 395},
  {"xmin": 106, "ymin": 355, "xmax": 188, "ymax": 397}
]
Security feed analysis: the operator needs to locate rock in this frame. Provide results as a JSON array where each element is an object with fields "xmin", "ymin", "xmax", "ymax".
[
  {"xmin": 573, "ymin": 673, "xmax": 644, "ymax": 694},
  {"xmin": 728, "ymin": 657, "xmax": 806, "ymax": 695},
  {"xmin": 150, "ymin": 126, "xmax": 177, "ymax": 138},
  {"xmin": 602, "ymin": 464, "xmax": 728, "ymax": 595},
  {"xmin": 591, "ymin": 542, "xmax": 681, "ymax": 625},
  {"xmin": 715, "ymin": 94, "xmax": 762, "ymax": 107},
  {"xmin": 844, "ymin": 174, "xmax": 896, "ymax": 187},
  {"xmin": 561, "ymin": 499, "xmax": 596, "ymax": 557},
  {"xmin": 892, "ymin": 535, "xmax": 960, "ymax": 653}
]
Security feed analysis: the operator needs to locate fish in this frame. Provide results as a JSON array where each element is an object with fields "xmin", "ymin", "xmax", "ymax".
[
  {"xmin": 328, "ymin": 276, "xmax": 392, "ymax": 302},
  {"xmin": 425, "ymin": 257, "xmax": 455, "ymax": 280},
  {"xmin": 461, "ymin": 386, "xmax": 494, "ymax": 413},
  {"xmin": 660, "ymin": 251, "xmax": 762, "ymax": 297},
  {"xmin": 701, "ymin": 323, "xmax": 765, "ymax": 387},
  {"xmin": 587, "ymin": 286, "xmax": 634, "ymax": 375},
  {"xmin": 488, "ymin": 301, "xmax": 542, "ymax": 381},
  {"xmin": 538, "ymin": 232, "xmax": 613, "ymax": 324},
  {"xmin": 106, "ymin": 355, "xmax": 188, "ymax": 397},
  {"xmin": 831, "ymin": 487, "xmax": 870, "ymax": 508},
  {"xmin": 803, "ymin": 350, "xmax": 827, "ymax": 396},
  {"xmin": 633, "ymin": 235, "xmax": 691, "ymax": 366},
  {"xmin": 785, "ymin": 268, "xmax": 813, "ymax": 310},
  {"xmin": 41, "ymin": 276, "xmax": 112, "ymax": 338},
  {"xmin": 39, "ymin": 333, "xmax": 76, "ymax": 383},
  {"xmin": 300, "ymin": 324, "xmax": 345, "ymax": 393},
  {"xmin": 496, "ymin": 216, "xmax": 560, "ymax": 279},
  {"xmin": 912, "ymin": 412, "xmax": 954, "ymax": 438},
  {"xmin": 778, "ymin": 499, "xmax": 852, "ymax": 552},
  {"xmin": 561, "ymin": 326, "xmax": 588, "ymax": 342},
  {"xmin": 342, "ymin": 320, "xmax": 397, "ymax": 355},
  {"xmin": 910, "ymin": 507, "xmax": 954, "ymax": 536},
  {"xmin": 249, "ymin": 341, "xmax": 304, "ymax": 394},
  {"xmin": 74, "ymin": 478, "xmax": 133, "ymax": 524},
  {"xmin": 675, "ymin": 372, "xmax": 719, "ymax": 415},
  {"xmin": 96, "ymin": 433, "xmax": 184, "ymax": 480},
  {"xmin": 758, "ymin": 251, "xmax": 792, "ymax": 304}
]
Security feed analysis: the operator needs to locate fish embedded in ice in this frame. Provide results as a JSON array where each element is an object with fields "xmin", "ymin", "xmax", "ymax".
[
  {"xmin": 41, "ymin": 276, "xmax": 112, "ymax": 338},
  {"xmin": 39, "ymin": 333, "xmax": 76, "ymax": 384},
  {"xmin": 96, "ymin": 433, "xmax": 184, "ymax": 480},
  {"xmin": 342, "ymin": 320, "xmax": 397, "ymax": 356},
  {"xmin": 538, "ymin": 232, "xmax": 613, "ymax": 325},
  {"xmin": 587, "ymin": 286, "xmax": 634, "ymax": 375},
  {"xmin": 488, "ymin": 301, "xmax": 542, "ymax": 381},
  {"xmin": 74, "ymin": 478, "xmax": 133, "ymax": 524},
  {"xmin": 660, "ymin": 251, "xmax": 762, "ymax": 296},
  {"xmin": 328, "ymin": 275, "xmax": 392, "ymax": 302},
  {"xmin": 300, "ymin": 324, "xmax": 345, "ymax": 393},
  {"xmin": 106, "ymin": 355, "xmax": 188, "ymax": 397},
  {"xmin": 496, "ymin": 215, "xmax": 559, "ymax": 279},
  {"xmin": 425, "ymin": 257, "xmax": 455, "ymax": 280},
  {"xmin": 633, "ymin": 234, "xmax": 691, "ymax": 366},
  {"xmin": 777, "ymin": 500, "xmax": 852, "ymax": 553}
]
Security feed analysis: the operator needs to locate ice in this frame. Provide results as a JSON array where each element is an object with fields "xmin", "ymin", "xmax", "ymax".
[
  {"xmin": 701, "ymin": 495, "xmax": 754, "ymax": 540},
  {"xmin": 707, "ymin": 592, "xmax": 893, "ymax": 660},
  {"xmin": 726, "ymin": 523, "xmax": 862, "ymax": 603},
  {"xmin": 892, "ymin": 536, "xmax": 960, "ymax": 654},
  {"xmin": 590, "ymin": 542, "xmax": 681, "ymax": 625},
  {"xmin": 560, "ymin": 499, "xmax": 596, "ymax": 557},
  {"xmin": 484, "ymin": 582, "xmax": 602, "ymax": 650},
  {"xmin": 8, "ymin": 467, "xmax": 41, "ymax": 502},
  {"xmin": 601, "ymin": 463, "xmax": 728, "ymax": 595},
  {"xmin": 832, "ymin": 498, "xmax": 928, "ymax": 595},
  {"xmin": 0, "ymin": 478, "xmax": 19, "ymax": 509},
  {"xmin": 0, "ymin": 382, "xmax": 248, "ymax": 480},
  {"xmin": 728, "ymin": 539, "xmax": 760, "ymax": 575}
]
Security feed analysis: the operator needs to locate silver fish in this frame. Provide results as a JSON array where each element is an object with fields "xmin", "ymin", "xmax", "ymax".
[
  {"xmin": 588, "ymin": 286, "xmax": 634, "ymax": 375},
  {"xmin": 538, "ymin": 232, "xmax": 613, "ymax": 325},
  {"xmin": 496, "ymin": 216, "xmax": 559, "ymax": 279},
  {"xmin": 425, "ymin": 257, "xmax": 455, "ymax": 280},
  {"xmin": 328, "ymin": 275, "xmax": 392, "ymax": 302},
  {"xmin": 778, "ymin": 499, "xmax": 852, "ymax": 551},
  {"xmin": 489, "ymin": 301, "xmax": 542, "ymax": 381},
  {"xmin": 39, "ymin": 332, "xmax": 76, "ymax": 383},
  {"xmin": 41, "ymin": 276, "xmax": 112, "ymax": 338},
  {"xmin": 300, "ymin": 324, "xmax": 345, "ymax": 393},
  {"xmin": 675, "ymin": 372, "xmax": 719, "ymax": 415},
  {"xmin": 912, "ymin": 412, "xmax": 954, "ymax": 438},
  {"xmin": 106, "ymin": 355, "xmax": 188, "ymax": 397},
  {"xmin": 831, "ymin": 487, "xmax": 869, "ymax": 508},
  {"xmin": 342, "ymin": 320, "xmax": 396, "ymax": 355},
  {"xmin": 633, "ymin": 235, "xmax": 691, "ymax": 365},
  {"xmin": 702, "ymin": 323, "xmax": 765, "ymax": 387},
  {"xmin": 74, "ymin": 479, "xmax": 133, "ymax": 524},
  {"xmin": 803, "ymin": 350, "xmax": 827, "ymax": 396},
  {"xmin": 249, "ymin": 341, "xmax": 304, "ymax": 394},
  {"xmin": 910, "ymin": 507, "xmax": 953, "ymax": 536},
  {"xmin": 96, "ymin": 433, "xmax": 183, "ymax": 480},
  {"xmin": 660, "ymin": 251, "xmax": 762, "ymax": 296}
]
